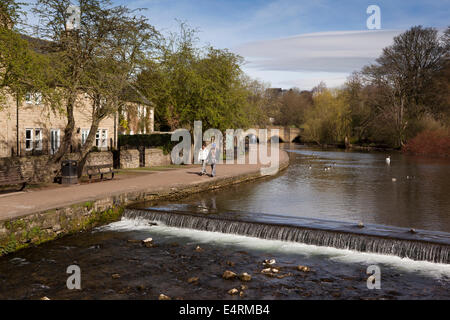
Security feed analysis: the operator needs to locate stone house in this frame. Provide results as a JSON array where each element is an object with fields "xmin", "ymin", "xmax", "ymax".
[
  {"xmin": 0, "ymin": 91, "xmax": 155, "ymax": 158},
  {"xmin": 119, "ymin": 102, "xmax": 155, "ymax": 135},
  {"xmin": 0, "ymin": 90, "xmax": 117, "ymax": 158},
  {"xmin": 0, "ymin": 31, "xmax": 155, "ymax": 159}
]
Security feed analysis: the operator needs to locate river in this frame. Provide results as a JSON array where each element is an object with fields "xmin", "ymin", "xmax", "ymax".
[
  {"xmin": 0, "ymin": 144, "xmax": 449, "ymax": 299},
  {"xmin": 149, "ymin": 144, "xmax": 450, "ymax": 232}
]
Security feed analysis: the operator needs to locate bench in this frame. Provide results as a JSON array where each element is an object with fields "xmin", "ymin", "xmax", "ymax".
[
  {"xmin": 86, "ymin": 164, "xmax": 115, "ymax": 182},
  {"xmin": 0, "ymin": 166, "xmax": 27, "ymax": 191}
]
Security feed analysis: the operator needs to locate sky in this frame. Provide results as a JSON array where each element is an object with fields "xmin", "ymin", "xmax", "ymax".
[{"xmin": 28, "ymin": 0, "xmax": 450, "ymax": 89}]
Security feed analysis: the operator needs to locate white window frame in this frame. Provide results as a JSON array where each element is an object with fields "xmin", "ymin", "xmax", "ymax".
[
  {"xmin": 34, "ymin": 92, "xmax": 42, "ymax": 105},
  {"xmin": 25, "ymin": 93, "xmax": 33, "ymax": 104},
  {"xmin": 95, "ymin": 130, "xmax": 100, "ymax": 147},
  {"xmin": 50, "ymin": 129, "xmax": 60, "ymax": 155},
  {"xmin": 34, "ymin": 128, "xmax": 43, "ymax": 151},
  {"xmin": 95, "ymin": 129, "xmax": 108, "ymax": 148},
  {"xmin": 25, "ymin": 128, "xmax": 33, "ymax": 151},
  {"xmin": 81, "ymin": 129, "xmax": 90, "ymax": 145},
  {"xmin": 101, "ymin": 129, "xmax": 108, "ymax": 148},
  {"xmin": 25, "ymin": 92, "xmax": 42, "ymax": 105}
]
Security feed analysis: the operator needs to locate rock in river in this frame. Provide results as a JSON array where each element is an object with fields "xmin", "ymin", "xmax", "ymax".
[
  {"xmin": 222, "ymin": 270, "xmax": 237, "ymax": 280},
  {"xmin": 142, "ymin": 238, "xmax": 154, "ymax": 248},
  {"xmin": 188, "ymin": 277, "xmax": 199, "ymax": 284},
  {"xmin": 227, "ymin": 288, "xmax": 239, "ymax": 295},
  {"xmin": 297, "ymin": 265, "xmax": 311, "ymax": 272},
  {"xmin": 159, "ymin": 294, "xmax": 171, "ymax": 300},
  {"xmin": 263, "ymin": 259, "xmax": 276, "ymax": 266},
  {"xmin": 239, "ymin": 272, "xmax": 252, "ymax": 282}
]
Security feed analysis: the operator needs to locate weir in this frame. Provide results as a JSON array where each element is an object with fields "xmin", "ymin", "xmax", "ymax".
[{"xmin": 124, "ymin": 208, "xmax": 450, "ymax": 264}]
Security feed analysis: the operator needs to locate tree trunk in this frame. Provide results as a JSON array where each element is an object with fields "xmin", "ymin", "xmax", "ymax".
[
  {"xmin": 47, "ymin": 94, "xmax": 76, "ymax": 177},
  {"xmin": 77, "ymin": 117, "xmax": 101, "ymax": 178}
]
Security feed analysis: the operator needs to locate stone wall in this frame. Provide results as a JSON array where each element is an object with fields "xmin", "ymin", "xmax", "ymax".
[
  {"xmin": 0, "ymin": 155, "xmax": 52, "ymax": 183},
  {"xmin": 119, "ymin": 149, "xmax": 140, "ymax": 169},
  {"xmin": 144, "ymin": 148, "xmax": 171, "ymax": 167},
  {"xmin": 0, "ymin": 200, "xmax": 123, "ymax": 256},
  {"xmin": 65, "ymin": 152, "xmax": 113, "ymax": 174},
  {"xmin": 0, "ymin": 152, "xmax": 114, "ymax": 184}
]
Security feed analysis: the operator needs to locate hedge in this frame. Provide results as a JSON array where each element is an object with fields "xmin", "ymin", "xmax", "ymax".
[{"xmin": 119, "ymin": 134, "xmax": 176, "ymax": 154}]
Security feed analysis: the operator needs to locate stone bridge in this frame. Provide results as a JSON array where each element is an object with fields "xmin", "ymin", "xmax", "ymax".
[
  {"xmin": 253, "ymin": 126, "xmax": 302, "ymax": 143},
  {"xmin": 156, "ymin": 126, "xmax": 302, "ymax": 143}
]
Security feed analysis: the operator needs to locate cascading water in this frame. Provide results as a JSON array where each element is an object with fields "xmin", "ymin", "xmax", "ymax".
[{"xmin": 124, "ymin": 208, "xmax": 450, "ymax": 264}]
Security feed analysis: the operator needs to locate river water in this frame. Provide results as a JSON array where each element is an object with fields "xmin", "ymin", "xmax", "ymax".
[
  {"xmin": 0, "ymin": 144, "xmax": 449, "ymax": 299},
  {"xmin": 150, "ymin": 144, "xmax": 450, "ymax": 232}
]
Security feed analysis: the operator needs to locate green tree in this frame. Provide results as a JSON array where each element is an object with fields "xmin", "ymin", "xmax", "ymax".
[
  {"xmin": 0, "ymin": 0, "xmax": 23, "ymax": 28},
  {"xmin": 75, "ymin": 8, "xmax": 158, "ymax": 176},
  {"xmin": 137, "ymin": 23, "xmax": 254, "ymax": 132},
  {"xmin": 32, "ymin": 0, "xmax": 158, "ymax": 175},
  {"xmin": 0, "ymin": 14, "xmax": 52, "ymax": 112},
  {"xmin": 302, "ymin": 87, "xmax": 351, "ymax": 145}
]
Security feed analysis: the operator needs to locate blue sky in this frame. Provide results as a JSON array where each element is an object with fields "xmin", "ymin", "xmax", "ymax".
[{"xmin": 30, "ymin": 0, "xmax": 450, "ymax": 89}]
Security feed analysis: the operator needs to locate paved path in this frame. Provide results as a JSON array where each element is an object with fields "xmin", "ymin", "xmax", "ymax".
[{"xmin": 0, "ymin": 151, "xmax": 289, "ymax": 221}]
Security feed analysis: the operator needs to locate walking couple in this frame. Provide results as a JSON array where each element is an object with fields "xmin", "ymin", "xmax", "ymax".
[{"xmin": 198, "ymin": 142, "xmax": 218, "ymax": 177}]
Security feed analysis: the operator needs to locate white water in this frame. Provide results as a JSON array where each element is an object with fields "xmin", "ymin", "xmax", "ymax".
[{"xmin": 100, "ymin": 218, "xmax": 450, "ymax": 280}]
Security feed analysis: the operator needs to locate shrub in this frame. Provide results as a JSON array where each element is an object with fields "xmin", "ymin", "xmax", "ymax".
[
  {"xmin": 403, "ymin": 129, "xmax": 450, "ymax": 157},
  {"xmin": 118, "ymin": 134, "xmax": 176, "ymax": 154}
]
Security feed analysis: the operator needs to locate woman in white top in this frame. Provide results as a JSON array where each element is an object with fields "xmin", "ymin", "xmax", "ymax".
[{"xmin": 198, "ymin": 143, "xmax": 208, "ymax": 175}]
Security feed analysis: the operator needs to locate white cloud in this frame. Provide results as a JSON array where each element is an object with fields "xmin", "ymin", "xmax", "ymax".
[
  {"xmin": 241, "ymin": 68, "xmax": 349, "ymax": 90},
  {"xmin": 234, "ymin": 29, "xmax": 404, "ymax": 89},
  {"xmin": 235, "ymin": 29, "xmax": 403, "ymax": 73}
]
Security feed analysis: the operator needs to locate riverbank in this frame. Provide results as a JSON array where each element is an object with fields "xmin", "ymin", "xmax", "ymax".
[
  {"xmin": 298, "ymin": 141, "xmax": 400, "ymax": 153},
  {"xmin": 0, "ymin": 151, "xmax": 290, "ymax": 256}
]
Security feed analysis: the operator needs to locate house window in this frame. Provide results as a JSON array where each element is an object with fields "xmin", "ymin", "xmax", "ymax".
[
  {"xmin": 81, "ymin": 129, "xmax": 90, "ymax": 145},
  {"xmin": 25, "ymin": 92, "xmax": 42, "ymax": 105},
  {"xmin": 96, "ymin": 129, "xmax": 108, "ymax": 148},
  {"xmin": 34, "ymin": 129, "xmax": 43, "ymax": 150},
  {"xmin": 34, "ymin": 92, "xmax": 42, "ymax": 105},
  {"xmin": 25, "ymin": 129, "xmax": 33, "ymax": 151},
  {"xmin": 25, "ymin": 93, "xmax": 33, "ymax": 104},
  {"xmin": 50, "ymin": 129, "xmax": 60, "ymax": 155}
]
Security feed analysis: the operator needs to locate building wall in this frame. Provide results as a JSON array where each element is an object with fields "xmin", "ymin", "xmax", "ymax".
[
  {"xmin": 119, "ymin": 102, "xmax": 154, "ymax": 135},
  {"xmin": 0, "ymin": 91, "xmax": 118, "ymax": 158}
]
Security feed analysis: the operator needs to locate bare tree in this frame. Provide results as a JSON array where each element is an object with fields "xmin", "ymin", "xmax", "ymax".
[{"xmin": 361, "ymin": 26, "xmax": 448, "ymax": 146}]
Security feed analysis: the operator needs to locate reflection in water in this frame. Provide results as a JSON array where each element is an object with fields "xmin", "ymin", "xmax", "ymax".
[{"xmin": 150, "ymin": 145, "xmax": 450, "ymax": 232}]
